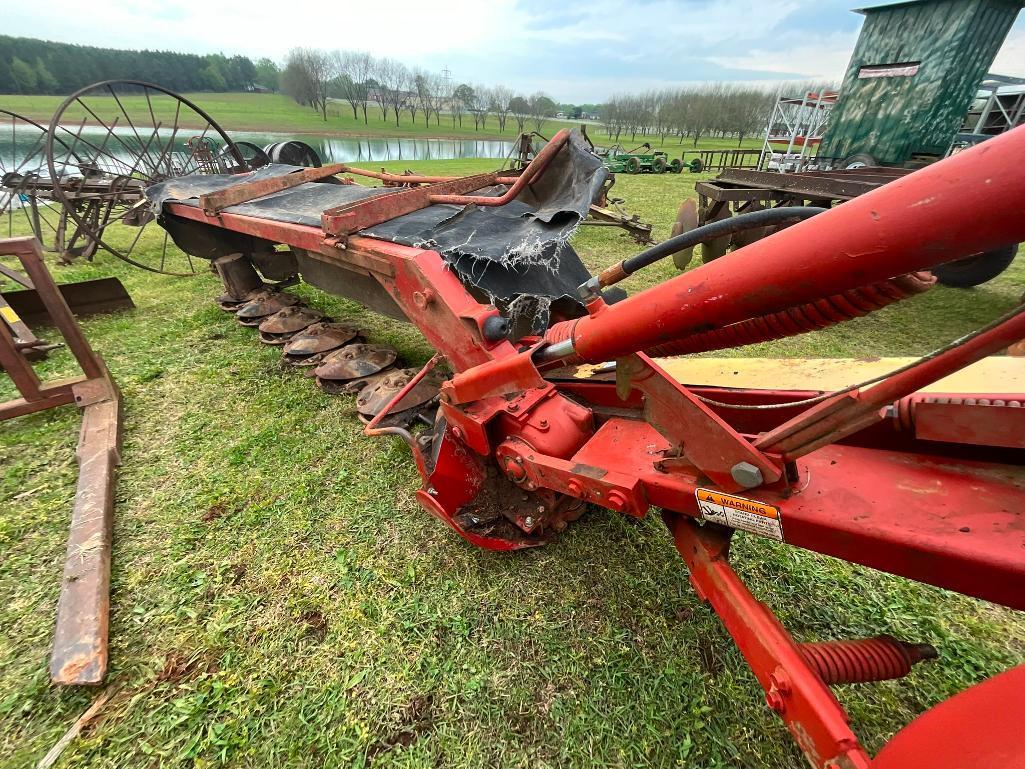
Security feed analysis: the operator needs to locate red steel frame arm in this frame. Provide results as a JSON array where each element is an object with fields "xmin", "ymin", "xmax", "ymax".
[
  {"xmin": 550, "ymin": 126, "xmax": 1025, "ymax": 364},
  {"xmin": 665, "ymin": 515, "xmax": 872, "ymax": 769}
]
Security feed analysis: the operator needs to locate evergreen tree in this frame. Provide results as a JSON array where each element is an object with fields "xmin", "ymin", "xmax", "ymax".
[
  {"xmin": 10, "ymin": 57, "xmax": 36, "ymax": 92},
  {"xmin": 34, "ymin": 58, "xmax": 58, "ymax": 93}
]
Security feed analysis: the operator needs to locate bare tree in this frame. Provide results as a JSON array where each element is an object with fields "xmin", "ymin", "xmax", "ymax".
[
  {"xmin": 412, "ymin": 68, "xmax": 441, "ymax": 126},
  {"xmin": 528, "ymin": 91, "xmax": 556, "ymax": 133},
  {"xmin": 453, "ymin": 83, "xmax": 475, "ymax": 128},
  {"xmin": 379, "ymin": 60, "xmax": 412, "ymax": 128},
  {"xmin": 468, "ymin": 84, "xmax": 492, "ymax": 131},
  {"xmin": 280, "ymin": 48, "xmax": 335, "ymax": 120},
  {"xmin": 336, "ymin": 51, "xmax": 374, "ymax": 124},
  {"xmin": 509, "ymin": 95, "xmax": 530, "ymax": 133},
  {"xmin": 492, "ymin": 85, "xmax": 513, "ymax": 131}
]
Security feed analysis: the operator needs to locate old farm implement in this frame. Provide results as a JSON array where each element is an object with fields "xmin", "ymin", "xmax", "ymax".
[
  {"xmin": 136, "ymin": 124, "xmax": 1025, "ymax": 766},
  {"xmin": 0, "ymin": 236, "xmax": 122, "ymax": 686},
  {"xmin": 599, "ymin": 142, "xmax": 683, "ymax": 174},
  {"xmin": 672, "ymin": 165, "xmax": 1020, "ymax": 286},
  {"xmin": 1, "ymin": 81, "xmax": 252, "ymax": 276}
]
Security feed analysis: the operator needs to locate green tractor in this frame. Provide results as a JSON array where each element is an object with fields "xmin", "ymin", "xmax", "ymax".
[{"xmin": 599, "ymin": 143, "xmax": 684, "ymax": 174}]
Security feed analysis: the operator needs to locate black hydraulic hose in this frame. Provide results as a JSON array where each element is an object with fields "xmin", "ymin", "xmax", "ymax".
[{"xmin": 590, "ymin": 205, "xmax": 828, "ymax": 291}]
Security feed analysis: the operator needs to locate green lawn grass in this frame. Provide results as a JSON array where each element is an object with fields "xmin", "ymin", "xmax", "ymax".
[
  {"xmin": 2, "ymin": 160, "xmax": 1024, "ymax": 768},
  {"xmin": 1, "ymin": 91, "xmax": 758, "ymax": 151}
]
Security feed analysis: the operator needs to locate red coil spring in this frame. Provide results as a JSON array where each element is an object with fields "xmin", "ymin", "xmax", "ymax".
[
  {"xmin": 642, "ymin": 272, "xmax": 935, "ymax": 359},
  {"xmin": 892, "ymin": 394, "xmax": 1024, "ymax": 430},
  {"xmin": 799, "ymin": 635, "xmax": 936, "ymax": 685}
]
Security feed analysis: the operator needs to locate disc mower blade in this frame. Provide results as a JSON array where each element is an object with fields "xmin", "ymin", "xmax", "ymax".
[
  {"xmin": 669, "ymin": 199, "xmax": 699, "ymax": 270},
  {"xmin": 355, "ymin": 366, "xmax": 446, "ymax": 422},
  {"xmin": 258, "ymin": 307, "xmax": 326, "ymax": 344},
  {"xmin": 314, "ymin": 343, "xmax": 398, "ymax": 383},
  {"xmin": 282, "ymin": 322, "xmax": 360, "ymax": 363},
  {"xmin": 235, "ymin": 290, "xmax": 301, "ymax": 326}
]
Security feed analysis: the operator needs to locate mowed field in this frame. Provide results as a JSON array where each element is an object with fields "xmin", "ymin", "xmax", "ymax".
[
  {"xmin": 2, "ymin": 159, "xmax": 1024, "ymax": 769},
  {"xmin": 1, "ymin": 91, "xmax": 760, "ymax": 151}
]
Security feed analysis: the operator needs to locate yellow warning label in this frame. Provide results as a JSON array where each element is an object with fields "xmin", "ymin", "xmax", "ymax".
[
  {"xmin": 696, "ymin": 489, "xmax": 784, "ymax": 541},
  {"xmin": 0, "ymin": 306, "xmax": 20, "ymax": 325}
]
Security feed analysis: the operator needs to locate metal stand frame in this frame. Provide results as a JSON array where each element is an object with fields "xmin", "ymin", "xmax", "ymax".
[{"xmin": 0, "ymin": 236, "xmax": 122, "ymax": 685}]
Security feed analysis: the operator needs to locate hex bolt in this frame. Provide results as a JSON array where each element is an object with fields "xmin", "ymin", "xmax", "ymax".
[
  {"xmin": 524, "ymin": 516, "xmax": 535, "ymax": 528},
  {"xmin": 765, "ymin": 690, "xmax": 786, "ymax": 714},
  {"xmin": 412, "ymin": 289, "xmax": 435, "ymax": 310},
  {"xmin": 769, "ymin": 669, "xmax": 791, "ymax": 695},
  {"xmin": 606, "ymin": 490, "xmax": 628, "ymax": 512},
  {"xmin": 731, "ymin": 461, "xmax": 764, "ymax": 489}
]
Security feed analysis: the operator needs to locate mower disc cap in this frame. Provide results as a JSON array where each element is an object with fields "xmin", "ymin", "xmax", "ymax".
[
  {"xmin": 282, "ymin": 322, "xmax": 360, "ymax": 357},
  {"xmin": 314, "ymin": 343, "xmax": 397, "ymax": 381}
]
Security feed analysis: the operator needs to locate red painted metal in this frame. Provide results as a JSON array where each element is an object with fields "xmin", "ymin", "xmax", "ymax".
[
  {"xmin": 664, "ymin": 515, "xmax": 873, "ymax": 769},
  {"xmin": 546, "ymin": 125, "xmax": 1025, "ymax": 364},
  {"xmin": 872, "ymin": 664, "xmax": 1025, "ymax": 769},
  {"xmin": 321, "ymin": 129, "xmax": 570, "ymax": 236},
  {"xmin": 150, "ymin": 125, "xmax": 1025, "ymax": 767},
  {"xmin": 642, "ymin": 272, "xmax": 934, "ymax": 358}
]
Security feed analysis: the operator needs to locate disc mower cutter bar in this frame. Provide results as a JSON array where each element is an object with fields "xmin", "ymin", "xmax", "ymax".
[{"xmin": 148, "ymin": 127, "xmax": 1025, "ymax": 767}]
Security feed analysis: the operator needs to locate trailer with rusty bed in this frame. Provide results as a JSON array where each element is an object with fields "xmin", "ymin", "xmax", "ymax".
[
  {"xmin": 142, "ymin": 125, "xmax": 1025, "ymax": 768},
  {"xmin": 679, "ymin": 165, "xmax": 1020, "ymax": 287}
]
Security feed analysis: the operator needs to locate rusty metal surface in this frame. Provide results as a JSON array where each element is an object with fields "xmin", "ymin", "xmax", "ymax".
[
  {"xmin": 200, "ymin": 164, "xmax": 347, "ymax": 214},
  {"xmin": 235, "ymin": 290, "xmax": 301, "ymax": 325},
  {"xmin": 282, "ymin": 322, "xmax": 359, "ymax": 361},
  {"xmin": 2, "ymin": 278, "xmax": 134, "ymax": 326},
  {"xmin": 315, "ymin": 343, "xmax": 397, "ymax": 381},
  {"xmin": 356, "ymin": 366, "xmax": 446, "ymax": 420},
  {"xmin": 0, "ymin": 236, "xmax": 122, "ymax": 686},
  {"xmin": 257, "ymin": 306, "xmax": 325, "ymax": 335},
  {"xmin": 50, "ymin": 379, "xmax": 122, "ymax": 685},
  {"xmin": 714, "ymin": 167, "xmax": 912, "ymax": 201}
]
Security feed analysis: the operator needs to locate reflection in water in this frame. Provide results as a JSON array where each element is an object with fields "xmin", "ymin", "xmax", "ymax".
[
  {"xmin": 233, "ymin": 133, "xmax": 515, "ymax": 164},
  {"xmin": 1, "ymin": 126, "xmax": 516, "ymax": 171}
]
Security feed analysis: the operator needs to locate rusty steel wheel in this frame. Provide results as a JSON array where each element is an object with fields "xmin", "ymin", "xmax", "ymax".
[
  {"xmin": 0, "ymin": 109, "xmax": 96, "ymax": 259},
  {"xmin": 45, "ymin": 80, "xmax": 248, "ymax": 276}
]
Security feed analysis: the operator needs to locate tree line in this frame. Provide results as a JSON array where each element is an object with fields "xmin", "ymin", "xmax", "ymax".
[
  {"xmin": 605, "ymin": 85, "xmax": 809, "ymax": 147},
  {"xmin": 278, "ymin": 47, "xmax": 561, "ymax": 132},
  {"xmin": 0, "ymin": 35, "xmax": 279, "ymax": 95}
]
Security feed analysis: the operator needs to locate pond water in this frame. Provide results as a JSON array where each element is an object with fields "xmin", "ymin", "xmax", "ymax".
[
  {"xmin": 233, "ymin": 131, "xmax": 516, "ymax": 164},
  {"xmin": 0, "ymin": 125, "xmax": 517, "ymax": 175}
]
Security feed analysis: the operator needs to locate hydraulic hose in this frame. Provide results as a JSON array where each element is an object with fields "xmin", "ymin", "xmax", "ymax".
[{"xmin": 589, "ymin": 205, "xmax": 828, "ymax": 291}]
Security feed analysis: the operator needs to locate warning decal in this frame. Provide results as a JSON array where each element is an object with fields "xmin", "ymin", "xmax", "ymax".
[
  {"xmin": 0, "ymin": 306, "xmax": 20, "ymax": 325},
  {"xmin": 696, "ymin": 489, "xmax": 784, "ymax": 541}
]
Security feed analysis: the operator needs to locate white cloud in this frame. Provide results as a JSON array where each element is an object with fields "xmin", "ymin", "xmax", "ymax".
[
  {"xmin": 707, "ymin": 29, "xmax": 861, "ymax": 81},
  {"xmin": 992, "ymin": 28, "xmax": 1025, "ymax": 76},
  {"xmin": 4, "ymin": 0, "xmax": 1023, "ymax": 101}
]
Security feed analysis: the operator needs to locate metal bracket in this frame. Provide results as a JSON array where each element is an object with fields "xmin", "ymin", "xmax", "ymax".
[{"xmin": 617, "ymin": 353, "xmax": 782, "ymax": 491}]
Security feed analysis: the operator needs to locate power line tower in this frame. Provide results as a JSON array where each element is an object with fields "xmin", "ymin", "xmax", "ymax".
[{"xmin": 441, "ymin": 67, "xmax": 452, "ymax": 98}]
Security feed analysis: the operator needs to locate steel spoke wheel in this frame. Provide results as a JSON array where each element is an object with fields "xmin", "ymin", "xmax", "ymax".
[
  {"xmin": 46, "ymin": 80, "xmax": 248, "ymax": 276},
  {"xmin": 0, "ymin": 109, "xmax": 90, "ymax": 257}
]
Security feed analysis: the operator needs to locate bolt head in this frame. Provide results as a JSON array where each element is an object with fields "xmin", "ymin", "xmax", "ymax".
[
  {"xmin": 765, "ymin": 690, "xmax": 786, "ymax": 714},
  {"xmin": 731, "ymin": 461, "xmax": 764, "ymax": 489},
  {"xmin": 524, "ymin": 516, "xmax": 535, "ymax": 528}
]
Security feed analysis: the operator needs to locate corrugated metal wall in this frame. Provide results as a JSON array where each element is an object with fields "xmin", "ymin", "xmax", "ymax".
[{"xmin": 819, "ymin": 0, "xmax": 1022, "ymax": 165}]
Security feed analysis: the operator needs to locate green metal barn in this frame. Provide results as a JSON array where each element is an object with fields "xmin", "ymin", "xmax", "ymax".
[{"xmin": 819, "ymin": 0, "xmax": 1023, "ymax": 166}]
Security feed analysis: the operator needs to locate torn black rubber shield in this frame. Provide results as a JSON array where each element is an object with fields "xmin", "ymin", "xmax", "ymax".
[{"xmin": 146, "ymin": 131, "xmax": 608, "ymax": 333}]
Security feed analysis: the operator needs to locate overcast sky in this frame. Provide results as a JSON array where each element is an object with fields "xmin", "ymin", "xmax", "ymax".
[{"xmin": 7, "ymin": 0, "xmax": 1024, "ymax": 102}]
